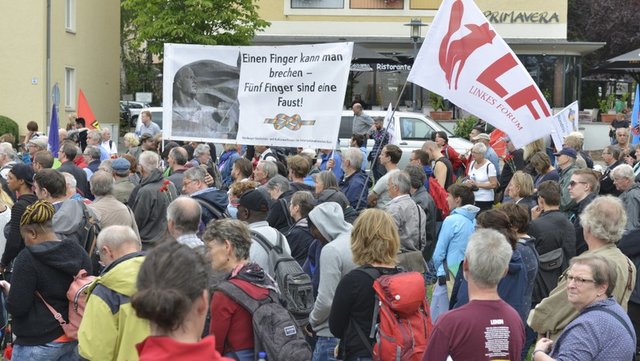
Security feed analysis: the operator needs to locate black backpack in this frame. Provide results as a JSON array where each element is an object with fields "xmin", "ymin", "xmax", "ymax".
[
  {"xmin": 217, "ymin": 281, "xmax": 312, "ymax": 361},
  {"xmin": 250, "ymin": 231, "xmax": 314, "ymax": 324}
]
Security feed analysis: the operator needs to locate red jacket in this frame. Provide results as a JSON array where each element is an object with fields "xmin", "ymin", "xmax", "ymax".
[
  {"xmin": 441, "ymin": 144, "xmax": 463, "ymax": 172},
  {"xmin": 137, "ymin": 335, "xmax": 232, "ymax": 361},
  {"xmin": 209, "ymin": 278, "xmax": 270, "ymax": 354}
]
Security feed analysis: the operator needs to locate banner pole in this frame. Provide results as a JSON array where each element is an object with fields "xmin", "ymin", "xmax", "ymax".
[{"xmin": 354, "ymin": 79, "xmax": 411, "ymax": 210}]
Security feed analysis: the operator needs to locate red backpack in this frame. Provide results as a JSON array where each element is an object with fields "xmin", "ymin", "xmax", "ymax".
[
  {"xmin": 35, "ymin": 269, "xmax": 96, "ymax": 339},
  {"xmin": 428, "ymin": 177, "xmax": 450, "ymax": 221},
  {"xmin": 354, "ymin": 269, "xmax": 433, "ymax": 361}
]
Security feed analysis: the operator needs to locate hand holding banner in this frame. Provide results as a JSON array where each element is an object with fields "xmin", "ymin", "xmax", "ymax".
[{"xmin": 408, "ymin": 0, "xmax": 554, "ymax": 149}]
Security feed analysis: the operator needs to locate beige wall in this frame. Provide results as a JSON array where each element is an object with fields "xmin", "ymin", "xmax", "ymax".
[
  {"xmin": 0, "ymin": 1, "xmax": 119, "ymax": 137},
  {"xmin": 256, "ymin": 0, "xmax": 567, "ymax": 40},
  {"xmin": 0, "ymin": 3, "xmax": 47, "ymax": 130}
]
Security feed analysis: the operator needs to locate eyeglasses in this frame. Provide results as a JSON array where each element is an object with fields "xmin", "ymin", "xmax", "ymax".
[
  {"xmin": 566, "ymin": 274, "xmax": 596, "ymax": 285},
  {"xmin": 568, "ymin": 180, "xmax": 587, "ymax": 188}
]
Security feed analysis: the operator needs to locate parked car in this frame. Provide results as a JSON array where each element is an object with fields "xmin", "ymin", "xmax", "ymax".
[
  {"xmin": 135, "ymin": 107, "xmax": 163, "ymax": 134},
  {"xmin": 121, "ymin": 101, "xmax": 150, "ymax": 126},
  {"xmin": 338, "ymin": 110, "xmax": 473, "ymax": 169}
]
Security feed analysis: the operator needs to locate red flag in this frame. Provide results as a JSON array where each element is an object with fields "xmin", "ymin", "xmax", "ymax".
[
  {"xmin": 489, "ymin": 128, "xmax": 507, "ymax": 157},
  {"xmin": 77, "ymin": 89, "xmax": 100, "ymax": 130}
]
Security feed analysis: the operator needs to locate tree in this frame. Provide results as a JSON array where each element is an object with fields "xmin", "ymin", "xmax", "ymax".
[
  {"xmin": 121, "ymin": 0, "xmax": 269, "ymax": 59},
  {"xmin": 567, "ymin": 0, "xmax": 640, "ymax": 69}
]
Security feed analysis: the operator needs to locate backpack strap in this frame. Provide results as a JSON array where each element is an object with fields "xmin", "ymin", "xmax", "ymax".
[
  {"xmin": 195, "ymin": 197, "xmax": 230, "ymax": 221},
  {"xmin": 350, "ymin": 318, "xmax": 374, "ymax": 356},
  {"xmin": 554, "ymin": 305, "xmax": 635, "ymax": 353},
  {"xmin": 80, "ymin": 202, "xmax": 99, "ymax": 255},
  {"xmin": 251, "ymin": 230, "xmax": 284, "ymax": 254},
  {"xmin": 34, "ymin": 291, "xmax": 68, "ymax": 326},
  {"xmin": 353, "ymin": 267, "xmax": 383, "ymax": 339},
  {"xmin": 216, "ymin": 280, "xmax": 275, "ymax": 315},
  {"xmin": 416, "ymin": 203, "xmax": 423, "ymax": 251},
  {"xmin": 621, "ymin": 257, "xmax": 634, "ymax": 303}
]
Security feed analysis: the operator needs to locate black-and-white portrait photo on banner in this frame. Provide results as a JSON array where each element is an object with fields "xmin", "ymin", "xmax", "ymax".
[{"xmin": 163, "ymin": 44, "xmax": 240, "ymax": 142}]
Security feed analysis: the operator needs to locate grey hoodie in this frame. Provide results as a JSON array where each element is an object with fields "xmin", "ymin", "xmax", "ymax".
[{"xmin": 308, "ymin": 202, "xmax": 356, "ymax": 337}]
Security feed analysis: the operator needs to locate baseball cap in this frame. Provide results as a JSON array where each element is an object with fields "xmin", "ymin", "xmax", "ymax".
[
  {"xmin": 112, "ymin": 158, "xmax": 131, "ymax": 172},
  {"xmin": 472, "ymin": 133, "xmax": 490, "ymax": 141},
  {"xmin": 10, "ymin": 164, "xmax": 35, "ymax": 187},
  {"xmin": 553, "ymin": 147, "xmax": 577, "ymax": 159},
  {"xmin": 239, "ymin": 189, "xmax": 270, "ymax": 213},
  {"xmin": 28, "ymin": 136, "xmax": 48, "ymax": 149}
]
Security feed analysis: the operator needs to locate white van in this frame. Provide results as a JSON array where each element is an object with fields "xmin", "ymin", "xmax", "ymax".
[{"xmin": 338, "ymin": 110, "xmax": 473, "ymax": 169}]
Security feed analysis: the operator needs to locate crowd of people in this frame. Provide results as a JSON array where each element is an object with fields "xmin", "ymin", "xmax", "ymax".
[{"xmin": 0, "ymin": 105, "xmax": 636, "ymax": 361}]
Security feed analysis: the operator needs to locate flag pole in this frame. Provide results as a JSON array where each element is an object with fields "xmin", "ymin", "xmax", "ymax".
[{"xmin": 354, "ymin": 79, "xmax": 411, "ymax": 210}]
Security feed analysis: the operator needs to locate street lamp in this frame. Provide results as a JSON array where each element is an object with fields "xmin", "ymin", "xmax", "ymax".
[{"xmin": 404, "ymin": 19, "xmax": 427, "ymax": 112}]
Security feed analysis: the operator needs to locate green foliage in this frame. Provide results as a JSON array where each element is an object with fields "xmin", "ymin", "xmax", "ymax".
[
  {"xmin": 598, "ymin": 93, "xmax": 616, "ymax": 113},
  {"xmin": 121, "ymin": 0, "xmax": 270, "ymax": 59},
  {"xmin": 0, "ymin": 116, "xmax": 19, "ymax": 148},
  {"xmin": 430, "ymin": 93, "xmax": 446, "ymax": 111},
  {"xmin": 453, "ymin": 115, "xmax": 478, "ymax": 140}
]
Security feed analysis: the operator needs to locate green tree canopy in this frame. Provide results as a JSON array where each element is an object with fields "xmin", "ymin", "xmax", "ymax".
[{"xmin": 121, "ymin": 0, "xmax": 269, "ymax": 58}]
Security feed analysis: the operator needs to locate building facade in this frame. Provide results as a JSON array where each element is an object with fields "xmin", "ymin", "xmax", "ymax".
[
  {"xmin": 255, "ymin": 0, "xmax": 602, "ymax": 111},
  {"xmin": 0, "ymin": 1, "xmax": 119, "ymax": 137}
]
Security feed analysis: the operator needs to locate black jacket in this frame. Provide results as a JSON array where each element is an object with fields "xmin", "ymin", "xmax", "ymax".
[
  {"xmin": 285, "ymin": 218, "xmax": 314, "ymax": 265},
  {"xmin": 1, "ymin": 193, "xmax": 38, "ymax": 267},
  {"xmin": 617, "ymin": 229, "xmax": 640, "ymax": 304},
  {"xmin": 568, "ymin": 192, "xmax": 597, "ymax": 256},
  {"xmin": 529, "ymin": 210, "xmax": 576, "ymax": 304},
  {"xmin": 267, "ymin": 190, "xmax": 295, "ymax": 233},
  {"xmin": 59, "ymin": 161, "xmax": 90, "ymax": 198},
  {"xmin": 600, "ymin": 161, "xmax": 622, "ymax": 196},
  {"xmin": 7, "ymin": 240, "xmax": 91, "ymax": 345}
]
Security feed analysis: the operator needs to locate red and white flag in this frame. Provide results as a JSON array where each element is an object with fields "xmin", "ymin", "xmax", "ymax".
[{"xmin": 408, "ymin": 0, "xmax": 553, "ymax": 148}]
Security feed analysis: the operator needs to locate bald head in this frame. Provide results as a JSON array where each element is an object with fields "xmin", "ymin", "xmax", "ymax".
[
  {"xmin": 96, "ymin": 225, "xmax": 142, "ymax": 266},
  {"xmin": 167, "ymin": 196, "xmax": 202, "ymax": 237}
]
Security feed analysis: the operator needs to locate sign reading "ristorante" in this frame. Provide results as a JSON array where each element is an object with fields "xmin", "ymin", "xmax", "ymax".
[{"xmin": 483, "ymin": 11, "xmax": 560, "ymax": 24}]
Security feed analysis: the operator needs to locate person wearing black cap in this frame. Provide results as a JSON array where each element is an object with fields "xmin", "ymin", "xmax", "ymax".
[
  {"xmin": 0, "ymin": 164, "xmax": 38, "ymax": 276},
  {"xmin": 236, "ymin": 189, "xmax": 291, "ymax": 277},
  {"xmin": 554, "ymin": 147, "xmax": 578, "ymax": 213}
]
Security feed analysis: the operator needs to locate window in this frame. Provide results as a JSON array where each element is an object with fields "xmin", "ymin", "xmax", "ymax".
[
  {"xmin": 65, "ymin": 67, "xmax": 76, "ymax": 109},
  {"xmin": 350, "ymin": 0, "xmax": 403, "ymax": 9},
  {"xmin": 291, "ymin": 0, "xmax": 343, "ymax": 8},
  {"xmin": 400, "ymin": 117, "xmax": 434, "ymax": 140},
  {"xmin": 65, "ymin": 0, "xmax": 76, "ymax": 32}
]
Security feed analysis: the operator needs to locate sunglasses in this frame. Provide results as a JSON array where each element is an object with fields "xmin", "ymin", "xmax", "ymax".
[{"xmin": 568, "ymin": 180, "xmax": 587, "ymax": 187}]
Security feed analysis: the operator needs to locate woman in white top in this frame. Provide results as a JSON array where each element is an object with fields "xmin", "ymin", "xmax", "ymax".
[{"xmin": 464, "ymin": 142, "xmax": 498, "ymax": 212}]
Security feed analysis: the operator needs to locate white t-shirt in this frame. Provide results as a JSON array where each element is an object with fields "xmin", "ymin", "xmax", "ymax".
[
  {"xmin": 372, "ymin": 168, "xmax": 400, "ymax": 209},
  {"xmin": 468, "ymin": 160, "xmax": 496, "ymax": 202}
]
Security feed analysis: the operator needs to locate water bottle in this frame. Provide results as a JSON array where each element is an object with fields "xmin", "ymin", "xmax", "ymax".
[{"xmin": 257, "ymin": 352, "xmax": 267, "ymax": 361}]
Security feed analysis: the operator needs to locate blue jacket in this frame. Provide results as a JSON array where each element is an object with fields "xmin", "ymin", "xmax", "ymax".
[
  {"xmin": 339, "ymin": 170, "xmax": 371, "ymax": 211},
  {"xmin": 431, "ymin": 204, "xmax": 479, "ymax": 277},
  {"xmin": 219, "ymin": 150, "xmax": 240, "ymax": 187},
  {"xmin": 451, "ymin": 248, "xmax": 529, "ymax": 325}
]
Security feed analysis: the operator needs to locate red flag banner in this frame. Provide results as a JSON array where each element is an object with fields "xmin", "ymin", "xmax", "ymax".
[
  {"xmin": 77, "ymin": 89, "xmax": 100, "ymax": 130},
  {"xmin": 408, "ymin": 0, "xmax": 553, "ymax": 148}
]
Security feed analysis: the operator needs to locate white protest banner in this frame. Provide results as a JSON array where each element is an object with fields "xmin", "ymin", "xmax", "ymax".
[
  {"xmin": 550, "ymin": 101, "xmax": 579, "ymax": 150},
  {"xmin": 237, "ymin": 42, "xmax": 352, "ymax": 148},
  {"xmin": 163, "ymin": 43, "xmax": 242, "ymax": 142},
  {"xmin": 384, "ymin": 103, "xmax": 399, "ymax": 145},
  {"xmin": 407, "ymin": 0, "xmax": 554, "ymax": 149},
  {"xmin": 162, "ymin": 43, "xmax": 352, "ymax": 147}
]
